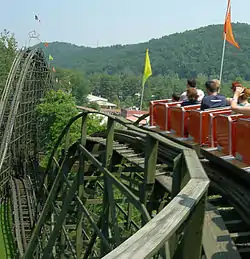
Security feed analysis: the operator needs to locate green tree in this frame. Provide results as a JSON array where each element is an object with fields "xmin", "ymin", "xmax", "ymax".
[
  {"xmin": 36, "ymin": 90, "xmax": 106, "ymax": 157},
  {"xmin": 36, "ymin": 23, "xmax": 250, "ymax": 81},
  {"xmin": 36, "ymin": 90, "xmax": 81, "ymax": 151},
  {"xmin": 55, "ymin": 68, "xmax": 90, "ymax": 105},
  {"xmin": 33, "ymin": 23, "xmax": 250, "ymax": 109},
  {"xmin": 0, "ymin": 30, "xmax": 18, "ymax": 94}
]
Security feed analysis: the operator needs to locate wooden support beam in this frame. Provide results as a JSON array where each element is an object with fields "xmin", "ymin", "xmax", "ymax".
[
  {"xmin": 76, "ymin": 114, "xmax": 87, "ymax": 258},
  {"xmin": 173, "ymin": 194, "xmax": 207, "ymax": 259},
  {"xmin": 140, "ymin": 134, "xmax": 158, "ymax": 215},
  {"xmin": 203, "ymin": 203, "xmax": 241, "ymax": 259},
  {"xmin": 102, "ymin": 179, "xmax": 209, "ymax": 259},
  {"xmin": 42, "ymin": 172, "xmax": 79, "ymax": 257},
  {"xmin": 101, "ymin": 117, "xmax": 115, "ymax": 256}
]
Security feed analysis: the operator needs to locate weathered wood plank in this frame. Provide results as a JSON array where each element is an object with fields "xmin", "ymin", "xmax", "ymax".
[
  {"xmin": 147, "ymin": 131, "xmax": 189, "ymax": 152},
  {"xmin": 102, "ymin": 179, "xmax": 209, "ymax": 259},
  {"xmin": 171, "ymin": 153, "xmax": 183, "ymax": 198},
  {"xmin": 144, "ymin": 126, "xmax": 197, "ymax": 150},
  {"xmin": 174, "ymin": 194, "xmax": 206, "ymax": 259},
  {"xmin": 203, "ymin": 202, "xmax": 241, "ymax": 259},
  {"xmin": 144, "ymin": 134, "xmax": 158, "ymax": 185},
  {"xmin": 155, "ymin": 175, "xmax": 172, "ymax": 193},
  {"xmin": 183, "ymin": 149, "xmax": 208, "ymax": 180},
  {"xmin": 79, "ymin": 144, "xmax": 151, "ymax": 222},
  {"xmin": 155, "ymin": 168, "xmax": 241, "ymax": 259},
  {"xmin": 201, "ymin": 148, "xmax": 250, "ymax": 185},
  {"xmin": 201, "ymin": 160, "xmax": 250, "ymax": 225}
]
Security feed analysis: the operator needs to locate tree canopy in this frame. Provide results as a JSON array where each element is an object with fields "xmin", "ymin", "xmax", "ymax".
[
  {"xmin": 0, "ymin": 30, "xmax": 17, "ymax": 94},
  {"xmin": 1, "ymin": 24, "xmax": 250, "ymax": 111},
  {"xmin": 36, "ymin": 89, "xmax": 106, "ymax": 155},
  {"xmin": 36, "ymin": 23, "xmax": 249, "ymax": 81},
  {"xmin": 55, "ymin": 68, "xmax": 250, "ymax": 109}
]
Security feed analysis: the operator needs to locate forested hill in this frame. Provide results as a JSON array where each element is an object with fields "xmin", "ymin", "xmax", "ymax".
[{"xmin": 37, "ymin": 23, "xmax": 250, "ymax": 80}]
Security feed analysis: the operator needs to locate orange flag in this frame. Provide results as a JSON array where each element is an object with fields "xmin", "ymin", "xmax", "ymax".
[{"xmin": 224, "ymin": 1, "xmax": 239, "ymax": 48}]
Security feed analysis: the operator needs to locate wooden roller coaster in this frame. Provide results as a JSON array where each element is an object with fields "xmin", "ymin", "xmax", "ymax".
[{"xmin": 1, "ymin": 47, "xmax": 250, "ymax": 258}]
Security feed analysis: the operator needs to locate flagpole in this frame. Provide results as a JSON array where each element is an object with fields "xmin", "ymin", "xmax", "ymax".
[
  {"xmin": 140, "ymin": 80, "xmax": 145, "ymax": 111},
  {"xmin": 219, "ymin": 35, "xmax": 226, "ymax": 91}
]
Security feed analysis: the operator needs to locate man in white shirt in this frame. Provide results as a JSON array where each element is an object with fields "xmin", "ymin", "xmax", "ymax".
[{"xmin": 180, "ymin": 79, "xmax": 205, "ymax": 102}]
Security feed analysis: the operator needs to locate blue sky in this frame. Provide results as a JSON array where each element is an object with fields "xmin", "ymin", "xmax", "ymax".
[{"xmin": 0, "ymin": 0, "xmax": 248, "ymax": 47}]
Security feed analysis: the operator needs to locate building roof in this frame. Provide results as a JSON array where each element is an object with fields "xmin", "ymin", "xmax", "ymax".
[
  {"xmin": 87, "ymin": 94, "xmax": 108, "ymax": 102},
  {"xmin": 86, "ymin": 94, "xmax": 117, "ymax": 107},
  {"xmin": 76, "ymin": 106, "xmax": 98, "ymax": 112},
  {"xmin": 126, "ymin": 115, "xmax": 147, "ymax": 125},
  {"xmin": 95, "ymin": 100, "xmax": 117, "ymax": 107}
]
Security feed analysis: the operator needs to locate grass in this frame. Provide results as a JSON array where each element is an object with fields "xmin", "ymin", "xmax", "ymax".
[{"xmin": 0, "ymin": 197, "xmax": 16, "ymax": 258}]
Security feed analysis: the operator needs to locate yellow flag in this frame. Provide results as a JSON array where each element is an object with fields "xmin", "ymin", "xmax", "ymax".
[{"xmin": 142, "ymin": 48, "xmax": 152, "ymax": 87}]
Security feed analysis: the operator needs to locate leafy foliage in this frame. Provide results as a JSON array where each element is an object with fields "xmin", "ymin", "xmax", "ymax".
[
  {"xmin": 33, "ymin": 23, "xmax": 250, "ymax": 109},
  {"xmin": 1, "ymin": 26, "xmax": 248, "ymax": 115},
  {"xmin": 0, "ymin": 30, "xmax": 17, "ymax": 94},
  {"xmin": 36, "ymin": 23, "xmax": 250, "ymax": 80},
  {"xmin": 36, "ymin": 90, "xmax": 106, "ymax": 155},
  {"xmin": 54, "ymin": 68, "xmax": 90, "ymax": 105},
  {"xmin": 54, "ymin": 70, "xmax": 249, "ymax": 110},
  {"xmin": 36, "ymin": 90, "xmax": 81, "ymax": 151}
]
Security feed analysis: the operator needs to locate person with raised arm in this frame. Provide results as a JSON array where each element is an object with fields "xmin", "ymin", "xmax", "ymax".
[
  {"xmin": 231, "ymin": 86, "xmax": 250, "ymax": 115},
  {"xmin": 227, "ymin": 82, "xmax": 250, "ymax": 107}
]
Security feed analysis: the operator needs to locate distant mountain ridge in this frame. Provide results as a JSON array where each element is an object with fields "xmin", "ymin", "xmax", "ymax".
[{"xmin": 36, "ymin": 23, "xmax": 250, "ymax": 80}]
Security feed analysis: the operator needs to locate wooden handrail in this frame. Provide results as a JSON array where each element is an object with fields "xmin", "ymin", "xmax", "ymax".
[
  {"xmin": 39, "ymin": 108, "xmax": 210, "ymax": 259},
  {"xmin": 103, "ymin": 179, "xmax": 209, "ymax": 259}
]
